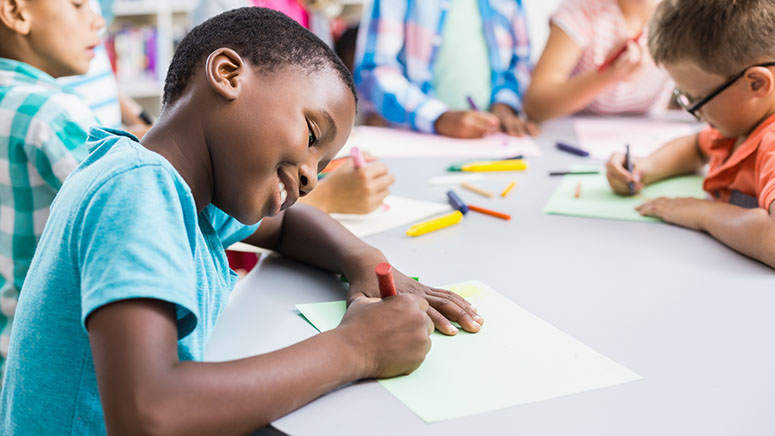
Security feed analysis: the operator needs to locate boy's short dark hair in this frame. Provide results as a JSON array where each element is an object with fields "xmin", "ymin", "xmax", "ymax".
[
  {"xmin": 163, "ymin": 7, "xmax": 357, "ymax": 106},
  {"xmin": 648, "ymin": 0, "xmax": 775, "ymax": 76}
]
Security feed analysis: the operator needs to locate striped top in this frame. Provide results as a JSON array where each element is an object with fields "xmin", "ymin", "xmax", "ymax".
[
  {"xmin": 0, "ymin": 58, "xmax": 95, "ymax": 371},
  {"xmin": 551, "ymin": 0, "xmax": 673, "ymax": 115}
]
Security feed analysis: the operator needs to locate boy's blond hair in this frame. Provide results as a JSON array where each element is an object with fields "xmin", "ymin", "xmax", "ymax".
[{"xmin": 648, "ymin": 0, "xmax": 775, "ymax": 76}]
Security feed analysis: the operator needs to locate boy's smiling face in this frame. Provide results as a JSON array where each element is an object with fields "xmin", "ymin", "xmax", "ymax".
[
  {"xmin": 6, "ymin": 0, "xmax": 105, "ymax": 77},
  {"xmin": 204, "ymin": 50, "xmax": 356, "ymax": 225},
  {"xmin": 665, "ymin": 60, "xmax": 775, "ymax": 138}
]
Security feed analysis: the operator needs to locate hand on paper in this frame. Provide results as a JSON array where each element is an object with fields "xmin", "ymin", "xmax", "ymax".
[
  {"xmin": 338, "ymin": 294, "xmax": 433, "ymax": 378},
  {"xmin": 434, "ymin": 110, "xmax": 500, "ymax": 138},
  {"xmin": 636, "ymin": 197, "xmax": 708, "ymax": 230},
  {"xmin": 606, "ymin": 152, "xmax": 647, "ymax": 195},
  {"xmin": 601, "ymin": 40, "xmax": 644, "ymax": 83},
  {"xmin": 491, "ymin": 103, "xmax": 540, "ymax": 137},
  {"xmin": 347, "ymin": 268, "xmax": 483, "ymax": 336},
  {"xmin": 300, "ymin": 158, "xmax": 394, "ymax": 214}
]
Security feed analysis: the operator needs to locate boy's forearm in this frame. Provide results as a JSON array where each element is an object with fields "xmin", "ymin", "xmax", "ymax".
[
  {"xmin": 91, "ymin": 299, "xmax": 367, "ymax": 436},
  {"xmin": 245, "ymin": 204, "xmax": 385, "ymax": 277},
  {"xmin": 642, "ymin": 134, "xmax": 706, "ymax": 184},
  {"xmin": 699, "ymin": 202, "xmax": 775, "ymax": 268}
]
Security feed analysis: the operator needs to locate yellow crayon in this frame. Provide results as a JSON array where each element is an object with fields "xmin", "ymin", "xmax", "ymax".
[
  {"xmin": 406, "ymin": 211, "xmax": 463, "ymax": 237},
  {"xmin": 461, "ymin": 159, "xmax": 527, "ymax": 172},
  {"xmin": 500, "ymin": 180, "xmax": 517, "ymax": 197}
]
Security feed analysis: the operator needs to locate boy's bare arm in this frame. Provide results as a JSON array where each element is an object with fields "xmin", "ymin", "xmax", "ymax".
[
  {"xmin": 637, "ymin": 200, "xmax": 775, "ymax": 268},
  {"xmin": 607, "ymin": 134, "xmax": 706, "ymax": 195},
  {"xmin": 243, "ymin": 204, "xmax": 483, "ymax": 335},
  {"xmin": 88, "ymin": 295, "xmax": 433, "ymax": 436}
]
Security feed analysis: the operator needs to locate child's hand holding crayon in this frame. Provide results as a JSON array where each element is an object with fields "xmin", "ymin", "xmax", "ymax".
[
  {"xmin": 598, "ymin": 38, "xmax": 645, "ymax": 82},
  {"xmin": 606, "ymin": 152, "xmax": 649, "ymax": 195},
  {"xmin": 303, "ymin": 154, "xmax": 395, "ymax": 214},
  {"xmin": 434, "ymin": 110, "xmax": 500, "ymax": 138},
  {"xmin": 337, "ymin": 294, "xmax": 434, "ymax": 378},
  {"xmin": 345, "ymin": 265, "xmax": 484, "ymax": 337}
]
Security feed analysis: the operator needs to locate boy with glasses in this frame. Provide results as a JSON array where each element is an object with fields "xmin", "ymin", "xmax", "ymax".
[{"xmin": 605, "ymin": 0, "xmax": 775, "ymax": 268}]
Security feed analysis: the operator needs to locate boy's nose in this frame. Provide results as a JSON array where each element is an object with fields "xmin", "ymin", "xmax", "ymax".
[{"xmin": 298, "ymin": 163, "xmax": 317, "ymax": 197}]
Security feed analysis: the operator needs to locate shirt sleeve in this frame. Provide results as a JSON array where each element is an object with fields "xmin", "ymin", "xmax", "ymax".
[
  {"xmin": 24, "ymin": 93, "xmax": 94, "ymax": 190},
  {"xmin": 354, "ymin": 0, "xmax": 449, "ymax": 133},
  {"xmin": 756, "ymin": 133, "xmax": 775, "ymax": 210},
  {"xmin": 550, "ymin": 0, "xmax": 593, "ymax": 48},
  {"xmin": 77, "ymin": 164, "xmax": 200, "ymax": 339},
  {"xmin": 490, "ymin": 0, "xmax": 532, "ymax": 113},
  {"xmin": 205, "ymin": 204, "xmax": 261, "ymax": 248}
]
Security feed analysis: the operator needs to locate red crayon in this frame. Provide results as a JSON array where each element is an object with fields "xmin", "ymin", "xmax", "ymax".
[
  {"xmin": 597, "ymin": 31, "xmax": 643, "ymax": 72},
  {"xmin": 375, "ymin": 262, "xmax": 397, "ymax": 298}
]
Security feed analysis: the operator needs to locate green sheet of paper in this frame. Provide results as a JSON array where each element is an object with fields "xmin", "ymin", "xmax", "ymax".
[
  {"xmin": 543, "ymin": 165, "xmax": 706, "ymax": 222},
  {"xmin": 296, "ymin": 281, "xmax": 641, "ymax": 423}
]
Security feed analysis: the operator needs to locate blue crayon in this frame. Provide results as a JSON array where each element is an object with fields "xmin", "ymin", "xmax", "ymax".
[
  {"xmin": 556, "ymin": 141, "xmax": 590, "ymax": 157},
  {"xmin": 446, "ymin": 190, "xmax": 469, "ymax": 215}
]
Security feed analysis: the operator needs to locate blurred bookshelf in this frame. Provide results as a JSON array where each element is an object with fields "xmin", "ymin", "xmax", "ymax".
[{"xmin": 107, "ymin": 0, "xmax": 194, "ymax": 116}]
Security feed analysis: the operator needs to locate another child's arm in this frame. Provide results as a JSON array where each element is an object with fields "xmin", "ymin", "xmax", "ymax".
[
  {"xmin": 636, "ymin": 199, "xmax": 775, "ymax": 268},
  {"xmin": 606, "ymin": 134, "xmax": 706, "ymax": 195},
  {"xmin": 299, "ymin": 159, "xmax": 394, "ymax": 214},
  {"xmin": 523, "ymin": 25, "xmax": 644, "ymax": 122},
  {"xmin": 244, "ymin": 204, "xmax": 483, "ymax": 335},
  {"xmin": 89, "ymin": 290, "xmax": 434, "ymax": 435}
]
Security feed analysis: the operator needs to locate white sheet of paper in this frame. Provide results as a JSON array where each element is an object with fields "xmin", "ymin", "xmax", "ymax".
[
  {"xmin": 296, "ymin": 281, "xmax": 642, "ymax": 423},
  {"xmin": 337, "ymin": 126, "xmax": 541, "ymax": 159},
  {"xmin": 329, "ymin": 195, "xmax": 450, "ymax": 238},
  {"xmin": 574, "ymin": 117, "xmax": 702, "ymax": 160}
]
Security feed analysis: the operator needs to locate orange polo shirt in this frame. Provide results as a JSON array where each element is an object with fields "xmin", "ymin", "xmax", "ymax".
[{"xmin": 698, "ymin": 113, "xmax": 775, "ymax": 211}]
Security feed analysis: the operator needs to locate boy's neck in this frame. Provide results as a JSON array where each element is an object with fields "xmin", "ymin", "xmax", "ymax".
[{"xmin": 140, "ymin": 100, "xmax": 214, "ymax": 213}]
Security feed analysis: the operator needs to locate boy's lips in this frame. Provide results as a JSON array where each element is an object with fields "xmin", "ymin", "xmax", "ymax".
[{"xmin": 275, "ymin": 168, "xmax": 299, "ymax": 213}]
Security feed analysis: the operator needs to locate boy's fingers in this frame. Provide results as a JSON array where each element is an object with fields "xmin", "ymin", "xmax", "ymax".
[{"xmin": 427, "ymin": 307, "xmax": 458, "ymax": 336}]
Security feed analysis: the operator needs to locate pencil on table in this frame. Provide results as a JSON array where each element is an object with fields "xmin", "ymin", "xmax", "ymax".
[
  {"xmin": 461, "ymin": 183, "xmax": 495, "ymax": 198},
  {"xmin": 574, "ymin": 181, "xmax": 582, "ymax": 198}
]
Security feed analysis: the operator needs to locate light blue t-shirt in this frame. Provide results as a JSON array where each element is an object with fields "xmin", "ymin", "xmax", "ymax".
[{"xmin": 0, "ymin": 128, "xmax": 259, "ymax": 434}]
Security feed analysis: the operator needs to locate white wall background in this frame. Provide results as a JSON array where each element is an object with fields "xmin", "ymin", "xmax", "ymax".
[{"xmin": 523, "ymin": 0, "xmax": 564, "ymax": 62}]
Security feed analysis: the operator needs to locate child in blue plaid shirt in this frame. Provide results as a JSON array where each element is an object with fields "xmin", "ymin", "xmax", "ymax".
[
  {"xmin": 0, "ymin": 0, "xmax": 104, "ymax": 370},
  {"xmin": 355, "ymin": 0, "xmax": 538, "ymax": 138}
]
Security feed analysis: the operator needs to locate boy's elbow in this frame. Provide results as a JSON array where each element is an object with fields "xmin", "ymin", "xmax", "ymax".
[{"xmin": 105, "ymin": 387, "xmax": 183, "ymax": 436}]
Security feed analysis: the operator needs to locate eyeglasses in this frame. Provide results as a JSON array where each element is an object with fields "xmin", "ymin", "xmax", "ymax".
[{"xmin": 673, "ymin": 61, "xmax": 775, "ymax": 120}]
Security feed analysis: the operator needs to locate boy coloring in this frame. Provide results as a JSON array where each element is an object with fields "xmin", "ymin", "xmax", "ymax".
[
  {"xmin": 606, "ymin": 0, "xmax": 775, "ymax": 268},
  {"xmin": 0, "ymin": 8, "xmax": 482, "ymax": 434}
]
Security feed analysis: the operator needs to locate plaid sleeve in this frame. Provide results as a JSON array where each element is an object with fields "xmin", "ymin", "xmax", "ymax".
[
  {"xmin": 354, "ymin": 0, "xmax": 448, "ymax": 133},
  {"xmin": 489, "ymin": 0, "xmax": 532, "ymax": 113},
  {"xmin": 23, "ymin": 93, "xmax": 93, "ymax": 190}
]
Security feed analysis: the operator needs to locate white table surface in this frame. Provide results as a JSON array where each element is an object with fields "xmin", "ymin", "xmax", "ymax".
[{"xmin": 206, "ymin": 118, "xmax": 775, "ymax": 436}]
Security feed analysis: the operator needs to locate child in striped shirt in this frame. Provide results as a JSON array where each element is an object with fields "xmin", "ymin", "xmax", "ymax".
[{"xmin": 524, "ymin": 0, "xmax": 673, "ymax": 122}]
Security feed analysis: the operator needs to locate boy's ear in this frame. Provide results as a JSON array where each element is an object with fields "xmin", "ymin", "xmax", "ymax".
[
  {"xmin": 205, "ymin": 48, "xmax": 245, "ymax": 101},
  {"xmin": 0, "ymin": 0, "xmax": 32, "ymax": 35},
  {"xmin": 746, "ymin": 66, "xmax": 774, "ymax": 97}
]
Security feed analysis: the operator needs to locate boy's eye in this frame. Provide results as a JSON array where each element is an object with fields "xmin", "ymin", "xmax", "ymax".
[
  {"xmin": 307, "ymin": 122, "xmax": 318, "ymax": 147},
  {"xmin": 72, "ymin": 0, "xmax": 85, "ymax": 8}
]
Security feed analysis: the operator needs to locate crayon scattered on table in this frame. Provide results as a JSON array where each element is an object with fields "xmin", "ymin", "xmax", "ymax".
[{"xmin": 461, "ymin": 183, "xmax": 495, "ymax": 198}]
